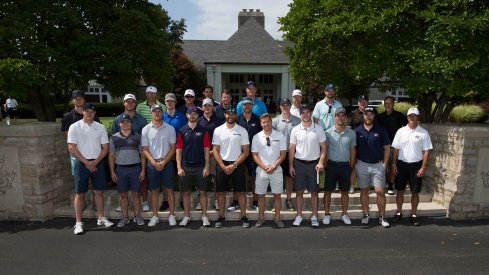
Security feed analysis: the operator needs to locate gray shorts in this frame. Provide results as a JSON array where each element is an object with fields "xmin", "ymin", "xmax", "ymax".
[
  {"xmin": 255, "ymin": 166, "xmax": 283, "ymax": 195},
  {"xmin": 293, "ymin": 159, "xmax": 319, "ymax": 193},
  {"xmin": 355, "ymin": 160, "xmax": 386, "ymax": 188}
]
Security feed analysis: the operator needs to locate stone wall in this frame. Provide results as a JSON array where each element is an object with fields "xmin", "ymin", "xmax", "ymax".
[
  {"xmin": 424, "ymin": 124, "xmax": 489, "ymax": 220},
  {"xmin": 0, "ymin": 123, "xmax": 72, "ymax": 221}
]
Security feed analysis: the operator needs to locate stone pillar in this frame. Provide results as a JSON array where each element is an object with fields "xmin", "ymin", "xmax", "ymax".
[
  {"xmin": 424, "ymin": 124, "xmax": 489, "ymax": 220},
  {"xmin": 0, "ymin": 123, "xmax": 72, "ymax": 221}
]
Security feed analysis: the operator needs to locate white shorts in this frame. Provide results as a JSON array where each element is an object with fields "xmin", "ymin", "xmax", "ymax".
[
  {"xmin": 255, "ymin": 166, "xmax": 283, "ymax": 195},
  {"xmin": 355, "ymin": 160, "xmax": 386, "ymax": 188}
]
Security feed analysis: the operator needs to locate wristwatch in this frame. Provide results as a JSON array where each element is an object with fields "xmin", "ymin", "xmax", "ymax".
[{"xmin": 232, "ymin": 163, "xmax": 237, "ymax": 169}]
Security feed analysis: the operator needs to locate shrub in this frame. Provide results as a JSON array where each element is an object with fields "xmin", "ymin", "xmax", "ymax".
[{"xmin": 448, "ymin": 105, "xmax": 487, "ymax": 123}]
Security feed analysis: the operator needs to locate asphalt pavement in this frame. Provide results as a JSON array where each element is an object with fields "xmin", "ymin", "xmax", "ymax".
[{"xmin": 0, "ymin": 217, "xmax": 488, "ymax": 274}]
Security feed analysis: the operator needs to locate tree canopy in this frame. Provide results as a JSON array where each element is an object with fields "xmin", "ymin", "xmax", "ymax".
[
  {"xmin": 0, "ymin": 0, "xmax": 184, "ymax": 121},
  {"xmin": 280, "ymin": 0, "xmax": 489, "ymax": 122}
]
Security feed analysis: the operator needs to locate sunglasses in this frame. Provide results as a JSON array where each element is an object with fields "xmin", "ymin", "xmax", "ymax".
[
  {"xmin": 266, "ymin": 137, "xmax": 270, "ymax": 147},
  {"xmin": 328, "ymin": 106, "xmax": 332, "ymax": 114},
  {"xmin": 185, "ymin": 95, "xmax": 194, "ymax": 98}
]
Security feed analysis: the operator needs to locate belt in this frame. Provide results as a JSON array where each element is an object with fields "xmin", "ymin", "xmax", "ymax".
[
  {"xmin": 295, "ymin": 158, "xmax": 319, "ymax": 164},
  {"xmin": 117, "ymin": 163, "xmax": 140, "ymax": 168},
  {"xmin": 154, "ymin": 158, "xmax": 165, "ymax": 162},
  {"xmin": 222, "ymin": 160, "xmax": 236, "ymax": 165},
  {"xmin": 359, "ymin": 160, "xmax": 382, "ymax": 164},
  {"xmin": 328, "ymin": 160, "xmax": 349, "ymax": 165},
  {"xmin": 86, "ymin": 159, "xmax": 96, "ymax": 161}
]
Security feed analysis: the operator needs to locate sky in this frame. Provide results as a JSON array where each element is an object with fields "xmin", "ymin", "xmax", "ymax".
[{"xmin": 150, "ymin": 0, "xmax": 293, "ymax": 40}]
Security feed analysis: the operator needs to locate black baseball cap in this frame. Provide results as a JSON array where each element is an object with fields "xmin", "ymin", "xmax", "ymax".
[
  {"xmin": 72, "ymin": 90, "xmax": 85, "ymax": 99},
  {"xmin": 120, "ymin": 114, "xmax": 132, "ymax": 122},
  {"xmin": 82, "ymin": 103, "xmax": 96, "ymax": 111},
  {"xmin": 358, "ymin": 94, "xmax": 369, "ymax": 101},
  {"xmin": 279, "ymin": 98, "xmax": 292, "ymax": 105},
  {"xmin": 299, "ymin": 103, "xmax": 312, "ymax": 113}
]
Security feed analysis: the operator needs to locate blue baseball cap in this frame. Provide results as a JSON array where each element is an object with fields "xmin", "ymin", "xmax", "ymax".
[
  {"xmin": 324, "ymin": 84, "xmax": 335, "ymax": 91},
  {"xmin": 224, "ymin": 106, "xmax": 237, "ymax": 114},
  {"xmin": 242, "ymin": 97, "xmax": 253, "ymax": 105},
  {"xmin": 246, "ymin": 80, "xmax": 256, "ymax": 87},
  {"xmin": 186, "ymin": 107, "xmax": 200, "ymax": 114},
  {"xmin": 120, "ymin": 114, "xmax": 132, "ymax": 122}
]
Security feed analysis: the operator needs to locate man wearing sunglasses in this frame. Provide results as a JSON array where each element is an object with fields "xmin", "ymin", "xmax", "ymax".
[
  {"xmin": 177, "ymin": 89, "xmax": 202, "ymax": 116},
  {"xmin": 252, "ymin": 113, "xmax": 287, "ymax": 228},
  {"xmin": 313, "ymin": 83, "xmax": 343, "ymax": 131}
]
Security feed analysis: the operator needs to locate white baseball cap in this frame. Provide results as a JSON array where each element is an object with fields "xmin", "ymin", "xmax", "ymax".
[
  {"xmin": 407, "ymin": 107, "xmax": 420, "ymax": 116},
  {"xmin": 184, "ymin": 89, "xmax": 195, "ymax": 97},
  {"xmin": 202, "ymin": 98, "xmax": 213, "ymax": 106},
  {"xmin": 292, "ymin": 89, "xmax": 302, "ymax": 97},
  {"xmin": 123, "ymin": 94, "xmax": 136, "ymax": 101},
  {"xmin": 146, "ymin": 86, "xmax": 157, "ymax": 93}
]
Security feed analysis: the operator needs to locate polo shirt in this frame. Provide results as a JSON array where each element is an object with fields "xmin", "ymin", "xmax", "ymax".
[
  {"xmin": 109, "ymin": 131, "xmax": 142, "ymax": 165},
  {"xmin": 6, "ymin": 98, "xmax": 18, "ymax": 108},
  {"xmin": 136, "ymin": 100, "xmax": 166, "ymax": 123},
  {"xmin": 141, "ymin": 122, "xmax": 176, "ymax": 159},
  {"xmin": 163, "ymin": 111, "xmax": 187, "ymax": 135},
  {"xmin": 313, "ymin": 99, "xmax": 343, "ymax": 131},
  {"xmin": 272, "ymin": 114, "xmax": 301, "ymax": 151},
  {"xmin": 325, "ymin": 126, "xmax": 356, "ymax": 162},
  {"xmin": 177, "ymin": 104, "xmax": 203, "ymax": 116},
  {"xmin": 198, "ymin": 113, "xmax": 224, "ymax": 144},
  {"xmin": 348, "ymin": 108, "xmax": 366, "ymax": 129},
  {"xmin": 61, "ymin": 109, "xmax": 100, "ymax": 132},
  {"xmin": 236, "ymin": 98, "xmax": 267, "ymax": 116},
  {"xmin": 251, "ymin": 130, "xmax": 286, "ymax": 166},
  {"xmin": 290, "ymin": 122, "xmax": 326, "ymax": 161},
  {"xmin": 212, "ymin": 123, "xmax": 249, "ymax": 162},
  {"xmin": 377, "ymin": 110, "xmax": 408, "ymax": 142},
  {"xmin": 290, "ymin": 105, "xmax": 300, "ymax": 117},
  {"xmin": 214, "ymin": 104, "xmax": 231, "ymax": 121},
  {"xmin": 391, "ymin": 125, "xmax": 433, "ymax": 163},
  {"xmin": 355, "ymin": 124, "xmax": 390, "ymax": 163},
  {"xmin": 111, "ymin": 112, "xmax": 148, "ymax": 135},
  {"xmin": 176, "ymin": 124, "xmax": 210, "ymax": 167},
  {"xmin": 237, "ymin": 113, "xmax": 262, "ymax": 146},
  {"xmin": 67, "ymin": 120, "xmax": 109, "ymax": 159}
]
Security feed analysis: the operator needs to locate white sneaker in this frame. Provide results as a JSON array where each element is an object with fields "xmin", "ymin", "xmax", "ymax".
[
  {"xmin": 380, "ymin": 217, "xmax": 391, "ymax": 228},
  {"xmin": 202, "ymin": 216, "xmax": 210, "ymax": 227},
  {"xmin": 349, "ymin": 185, "xmax": 355, "ymax": 194},
  {"xmin": 168, "ymin": 215, "xmax": 177, "ymax": 226},
  {"xmin": 341, "ymin": 214, "xmax": 352, "ymax": 225},
  {"xmin": 311, "ymin": 216, "xmax": 319, "ymax": 227},
  {"xmin": 73, "ymin": 222, "xmax": 84, "ymax": 235},
  {"xmin": 141, "ymin": 201, "xmax": 150, "ymax": 212},
  {"xmin": 361, "ymin": 215, "xmax": 370, "ymax": 225},
  {"xmin": 115, "ymin": 206, "xmax": 122, "ymax": 212},
  {"xmin": 148, "ymin": 216, "xmax": 159, "ymax": 227},
  {"xmin": 179, "ymin": 216, "xmax": 191, "ymax": 227},
  {"xmin": 293, "ymin": 216, "xmax": 303, "ymax": 227},
  {"xmin": 322, "ymin": 215, "xmax": 331, "ymax": 225},
  {"xmin": 97, "ymin": 217, "xmax": 114, "ymax": 227}
]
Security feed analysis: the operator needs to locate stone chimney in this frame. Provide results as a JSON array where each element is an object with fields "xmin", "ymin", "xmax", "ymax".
[{"xmin": 238, "ymin": 9, "xmax": 264, "ymax": 29}]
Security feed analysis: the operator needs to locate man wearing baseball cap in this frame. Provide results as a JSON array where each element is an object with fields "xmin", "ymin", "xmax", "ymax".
[
  {"xmin": 112, "ymin": 94, "xmax": 148, "ymax": 135},
  {"xmin": 136, "ymin": 85, "xmax": 166, "ymax": 123},
  {"xmin": 236, "ymin": 81, "xmax": 267, "ymax": 116},
  {"xmin": 390, "ymin": 107, "xmax": 433, "ymax": 226},
  {"xmin": 313, "ymin": 84, "xmax": 343, "ymax": 131},
  {"xmin": 177, "ymin": 89, "xmax": 202, "ymax": 116},
  {"xmin": 290, "ymin": 89, "xmax": 303, "ymax": 117},
  {"xmin": 348, "ymin": 94, "xmax": 372, "ymax": 129}
]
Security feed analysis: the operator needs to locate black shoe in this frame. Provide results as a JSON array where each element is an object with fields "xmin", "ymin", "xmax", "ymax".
[
  {"xmin": 392, "ymin": 213, "xmax": 402, "ymax": 223},
  {"xmin": 159, "ymin": 201, "xmax": 169, "ymax": 211},
  {"xmin": 215, "ymin": 217, "xmax": 225, "ymax": 228},
  {"xmin": 252, "ymin": 200, "xmax": 258, "ymax": 210},
  {"xmin": 411, "ymin": 215, "xmax": 420, "ymax": 226},
  {"xmin": 241, "ymin": 216, "xmax": 250, "ymax": 228}
]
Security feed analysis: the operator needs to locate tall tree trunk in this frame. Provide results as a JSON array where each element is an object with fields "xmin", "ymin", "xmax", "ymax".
[{"xmin": 416, "ymin": 92, "xmax": 435, "ymax": 123}]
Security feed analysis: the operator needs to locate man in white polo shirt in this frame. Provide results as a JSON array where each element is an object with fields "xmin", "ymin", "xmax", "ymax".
[
  {"xmin": 212, "ymin": 106, "xmax": 250, "ymax": 228},
  {"xmin": 391, "ymin": 107, "xmax": 433, "ymax": 226},
  {"xmin": 252, "ymin": 113, "xmax": 287, "ymax": 228},
  {"xmin": 141, "ymin": 105, "xmax": 177, "ymax": 227},
  {"xmin": 67, "ymin": 103, "xmax": 113, "ymax": 235},
  {"xmin": 289, "ymin": 104, "xmax": 327, "ymax": 228}
]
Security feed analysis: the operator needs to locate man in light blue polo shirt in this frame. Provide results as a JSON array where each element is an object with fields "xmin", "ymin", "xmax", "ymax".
[
  {"xmin": 313, "ymin": 83, "xmax": 343, "ymax": 131},
  {"xmin": 236, "ymin": 81, "xmax": 267, "ymax": 116},
  {"xmin": 323, "ymin": 107, "xmax": 356, "ymax": 226}
]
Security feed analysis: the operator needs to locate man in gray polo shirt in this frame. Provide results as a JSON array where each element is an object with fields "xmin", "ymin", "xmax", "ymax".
[
  {"xmin": 323, "ymin": 108, "xmax": 357, "ymax": 226},
  {"xmin": 272, "ymin": 98, "xmax": 301, "ymax": 210}
]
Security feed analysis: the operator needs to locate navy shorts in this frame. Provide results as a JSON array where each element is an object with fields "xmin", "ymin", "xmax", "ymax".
[
  {"xmin": 293, "ymin": 159, "xmax": 319, "ymax": 193},
  {"xmin": 146, "ymin": 160, "xmax": 175, "ymax": 190},
  {"xmin": 395, "ymin": 160, "xmax": 423, "ymax": 193},
  {"xmin": 324, "ymin": 161, "xmax": 352, "ymax": 192},
  {"xmin": 73, "ymin": 160, "xmax": 107, "ymax": 193},
  {"xmin": 216, "ymin": 161, "xmax": 246, "ymax": 192},
  {"xmin": 280, "ymin": 152, "xmax": 291, "ymax": 178},
  {"xmin": 180, "ymin": 166, "xmax": 207, "ymax": 192},
  {"xmin": 116, "ymin": 164, "xmax": 141, "ymax": 193},
  {"xmin": 245, "ymin": 155, "xmax": 257, "ymax": 177}
]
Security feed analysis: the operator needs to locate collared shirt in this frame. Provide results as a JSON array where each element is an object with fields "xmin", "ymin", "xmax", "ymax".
[
  {"xmin": 6, "ymin": 98, "xmax": 18, "ymax": 108},
  {"xmin": 272, "ymin": 114, "xmax": 301, "ymax": 151},
  {"xmin": 198, "ymin": 114, "xmax": 224, "ymax": 144},
  {"xmin": 141, "ymin": 122, "xmax": 176, "ymax": 159},
  {"xmin": 290, "ymin": 122, "xmax": 326, "ymax": 161},
  {"xmin": 290, "ymin": 105, "xmax": 301, "ymax": 117},
  {"xmin": 163, "ymin": 111, "xmax": 187, "ymax": 136},
  {"xmin": 355, "ymin": 124, "xmax": 390, "ymax": 163},
  {"xmin": 177, "ymin": 124, "xmax": 210, "ymax": 167},
  {"xmin": 325, "ymin": 126, "xmax": 356, "ymax": 162},
  {"xmin": 251, "ymin": 130, "xmax": 286, "ymax": 166},
  {"xmin": 212, "ymin": 123, "xmax": 249, "ymax": 162},
  {"xmin": 313, "ymin": 99, "xmax": 343, "ymax": 131},
  {"xmin": 109, "ymin": 131, "xmax": 142, "ymax": 165},
  {"xmin": 391, "ymin": 125, "xmax": 433, "ymax": 163},
  {"xmin": 61, "ymin": 109, "xmax": 100, "ymax": 132},
  {"xmin": 177, "ymin": 104, "xmax": 203, "ymax": 116},
  {"xmin": 236, "ymin": 98, "xmax": 268, "ymax": 116},
  {"xmin": 111, "ymin": 112, "xmax": 148, "ymax": 135},
  {"xmin": 67, "ymin": 120, "xmax": 109, "ymax": 159},
  {"xmin": 215, "ymin": 104, "xmax": 231, "ymax": 121},
  {"xmin": 136, "ymin": 100, "xmax": 166, "ymax": 123},
  {"xmin": 237, "ymin": 113, "xmax": 262, "ymax": 146},
  {"xmin": 377, "ymin": 110, "xmax": 408, "ymax": 142}
]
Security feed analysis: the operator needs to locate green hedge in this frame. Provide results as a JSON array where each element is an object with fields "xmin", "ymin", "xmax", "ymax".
[{"xmin": 448, "ymin": 105, "xmax": 487, "ymax": 123}]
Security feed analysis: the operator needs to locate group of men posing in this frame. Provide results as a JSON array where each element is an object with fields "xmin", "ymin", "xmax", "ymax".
[{"xmin": 63, "ymin": 81, "xmax": 432, "ymax": 235}]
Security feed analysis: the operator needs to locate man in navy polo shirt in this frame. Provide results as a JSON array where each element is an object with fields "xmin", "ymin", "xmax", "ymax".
[
  {"xmin": 176, "ymin": 107, "xmax": 211, "ymax": 227},
  {"xmin": 355, "ymin": 107, "xmax": 391, "ymax": 228}
]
